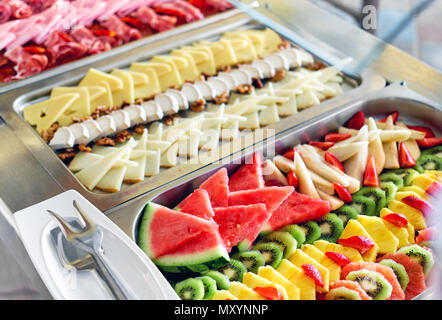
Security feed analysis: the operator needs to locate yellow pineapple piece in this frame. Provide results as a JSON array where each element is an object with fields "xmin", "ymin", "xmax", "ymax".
[
  {"xmin": 228, "ymin": 281, "xmax": 265, "ymax": 300},
  {"xmin": 242, "ymin": 272, "xmax": 289, "ymax": 300},
  {"xmin": 388, "ymin": 199, "xmax": 426, "ymax": 230},
  {"xmin": 257, "ymin": 266, "xmax": 300, "ymax": 300},
  {"xmin": 412, "ymin": 174, "xmax": 438, "ymax": 193},
  {"xmin": 395, "ymin": 191, "xmax": 424, "ymax": 201},
  {"xmin": 276, "ymin": 259, "xmax": 316, "ymax": 300},
  {"xmin": 379, "ymin": 208, "xmax": 410, "ymax": 248},
  {"xmin": 301, "ymin": 244, "xmax": 341, "ymax": 283},
  {"xmin": 406, "ymin": 222, "xmax": 416, "ymax": 244},
  {"xmin": 356, "ymin": 215, "xmax": 399, "ymax": 254},
  {"xmin": 289, "ymin": 250, "xmax": 330, "ymax": 292},
  {"xmin": 313, "ymin": 240, "xmax": 363, "ymax": 262},
  {"xmin": 339, "ymin": 219, "xmax": 379, "ymax": 262},
  {"xmin": 400, "ymin": 186, "xmax": 426, "ymax": 198},
  {"xmin": 423, "ymin": 170, "xmax": 442, "ymax": 182},
  {"xmin": 212, "ymin": 290, "xmax": 238, "ymax": 300}
]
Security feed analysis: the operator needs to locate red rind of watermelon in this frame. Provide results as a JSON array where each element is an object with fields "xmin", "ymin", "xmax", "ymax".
[
  {"xmin": 263, "ymin": 191, "xmax": 330, "ymax": 232},
  {"xmin": 329, "ymin": 280, "xmax": 372, "ymax": 300},
  {"xmin": 175, "ymin": 189, "xmax": 214, "ymax": 220},
  {"xmin": 377, "ymin": 253, "xmax": 426, "ymax": 300},
  {"xmin": 200, "ymin": 168, "xmax": 230, "ymax": 207},
  {"xmin": 228, "ymin": 152, "xmax": 265, "ymax": 192},
  {"xmin": 341, "ymin": 262, "xmax": 405, "ymax": 300},
  {"xmin": 228, "ymin": 186, "xmax": 294, "ymax": 214},
  {"xmin": 213, "ymin": 204, "xmax": 269, "ymax": 252}
]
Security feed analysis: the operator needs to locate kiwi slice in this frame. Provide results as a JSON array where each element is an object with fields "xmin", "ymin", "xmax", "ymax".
[
  {"xmin": 421, "ymin": 145, "xmax": 442, "ymax": 158},
  {"xmin": 231, "ymin": 250, "xmax": 265, "ymax": 273},
  {"xmin": 259, "ymin": 231, "xmax": 297, "ymax": 258},
  {"xmin": 389, "ymin": 169, "xmax": 420, "ymax": 186},
  {"xmin": 353, "ymin": 187, "xmax": 386, "ymax": 215},
  {"xmin": 349, "ymin": 195, "xmax": 377, "ymax": 216},
  {"xmin": 316, "ymin": 213, "xmax": 344, "ymax": 243},
  {"xmin": 325, "ymin": 287, "xmax": 362, "ymax": 300},
  {"xmin": 299, "ymin": 221, "xmax": 321, "ymax": 244},
  {"xmin": 379, "ymin": 172, "xmax": 405, "ymax": 190},
  {"xmin": 378, "ymin": 259, "xmax": 410, "ymax": 291},
  {"xmin": 398, "ymin": 244, "xmax": 435, "ymax": 277},
  {"xmin": 174, "ymin": 278, "xmax": 206, "ymax": 300},
  {"xmin": 202, "ymin": 270, "xmax": 231, "ymax": 290},
  {"xmin": 417, "ymin": 154, "xmax": 442, "ymax": 171},
  {"xmin": 280, "ymin": 224, "xmax": 306, "ymax": 248},
  {"xmin": 195, "ymin": 276, "xmax": 217, "ymax": 300},
  {"xmin": 252, "ymin": 242, "xmax": 284, "ymax": 268},
  {"xmin": 345, "ymin": 269, "xmax": 393, "ymax": 300},
  {"xmin": 333, "ymin": 205, "xmax": 359, "ymax": 226},
  {"xmin": 217, "ymin": 259, "xmax": 247, "ymax": 282},
  {"xmin": 380, "ymin": 181, "xmax": 398, "ymax": 205}
]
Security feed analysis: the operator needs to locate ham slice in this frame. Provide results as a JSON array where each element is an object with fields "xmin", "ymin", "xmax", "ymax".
[
  {"xmin": 153, "ymin": 0, "xmax": 204, "ymax": 22},
  {"xmin": 0, "ymin": 2, "xmax": 12, "ymax": 23},
  {"xmin": 4, "ymin": 46, "xmax": 48, "ymax": 80},
  {"xmin": 100, "ymin": 15, "xmax": 142, "ymax": 43},
  {"xmin": 70, "ymin": 27, "xmax": 111, "ymax": 54},
  {"xmin": 132, "ymin": 6, "xmax": 177, "ymax": 32},
  {"xmin": 9, "ymin": 0, "xmax": 34, "ymax": 19}
]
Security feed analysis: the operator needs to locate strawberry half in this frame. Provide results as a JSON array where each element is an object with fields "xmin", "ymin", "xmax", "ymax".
[
  {"xmin": 363, "ymin": 154, "xmax": 380, "ymax": 187},
  {"xmin": 346, "ymin": 111, "xmax": 365, "ymax": 130},
  {"xmin": 283, "ymin": 148, "xmax": 296, "ymax": 160},
  {"xmin": 338, "ymin": 236, "xmax": 375, "ymax": 254},
  {"xmin": 325, "ymin": 251, "xmax": 351, "ymax": 268},
  {"xmin": 401, "ymin": 195, "xmax": 433, "ymax": 217},
  {"xmin": 426, "ymin": 181, "xmax": 442, "ymax": 197},
  {"xmin": 407, "ymin": 125, "xmax": 435, "ymax": 138},
  {"xmin": 287, "ymin": 171, "xmax": 299, "ymax": 188},
  {"xmin": 309, "ymin": 141, "xmax": 334, "ymax": 150},
  {"xmin": 301, "ymin": 264, "xmax": 324, "ymax": 287},
  {"xmin": 417, "ymin": 137, "xmax": 442, "ymax": 148},
  {"xmin": 325, "ymin": 152, "xmax": 345, "ymax": 172},
  {"xmin": 416, "ymin": 227, "xmax": 435, "ymax": 244},
  {"xmin": 399, "ymin": 142, "xmax": 417, "ymax": 168},
  {"xmin": 379, "ymin": 111, "xmax": 399, "ymax": 124},
  {"xmin": 253, "ymin": 286, "xmax": 283, "ymax": 300},
  {"xmin": 324, "ymin": 133, "xmax": 352, "ymax": 143},
  {"xmin": 333, "ymin": 182, "xmax": 352, "ymax": 203},
  {"xmin": 382, "ymin": 213, "xmax": 408, "ymax": 227}
]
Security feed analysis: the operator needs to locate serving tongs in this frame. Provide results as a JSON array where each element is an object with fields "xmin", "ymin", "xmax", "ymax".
[{"xmin": 47, "ymin": 200, "xmax": 133, "ymax": 300}]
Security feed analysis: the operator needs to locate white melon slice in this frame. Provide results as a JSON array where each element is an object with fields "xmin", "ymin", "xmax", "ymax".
[
  {"xmin": 293, "ymin": 151, "xmax": 320, "ymax": 199},
  {"xmin": 366, "ymin": 117, "xmax": 385, "ymax": 175},
  {"xmin": 382, "ymin": 116, "xmax": 400, "ymax": 169},
  {"xmin": 343, "ymin": 125, "xmax": 369, "ymax": 183},
  {"xmin": 317, "ymin": 189, "xmax": 344, "ymax": 211},
  {"xmin": 307, "ymin": 169, "xmax": 335, "ymax": 195},
  {"xmin": 262, "ymin": 159, "xmax": 289, "ymax": 185},
  {"xmin": 327, "ymin": 142, "xmax": 368, "ymax": 162},
  {"xmin": 273, "ymin": 155, "xmax": 296, "ymax": 173}
]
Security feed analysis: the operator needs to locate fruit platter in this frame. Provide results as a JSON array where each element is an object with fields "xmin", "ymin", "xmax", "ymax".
[{"xmin": 110, "ymin": 82, "xmax": 442, "ymax": 300}]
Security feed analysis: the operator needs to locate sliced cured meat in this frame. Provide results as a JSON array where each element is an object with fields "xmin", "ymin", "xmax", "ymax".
[
  {"xmin": 10, "ymin": 0, "xmax": 34, "ymax": 19},
  {"xmin": 154, "ymin": 0, "xmax": 204, "ymax": 23},
  {"xmin": 132, "ymin": 6, "xmax": 177, "ymax": 32},
  {"xmin": 0, "ymin": 2, "xmax": 12, "ymax": 23},
  {"xmin": 100, "ymin": 15, "xmax": 142, "ymax": 43},
  {"xmin": 70, "ymin": 27, "xmax": 111, "ymax": 54}
]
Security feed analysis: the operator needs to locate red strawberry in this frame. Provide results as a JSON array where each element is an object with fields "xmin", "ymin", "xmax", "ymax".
[
  {"xmin": 283, "ymin": 149, "xmax": 295, "ymax": 160},
  {"xmin": 407, "ymin": 125, "xmax": 435, "ymax": 138},
  {"xmin": 333, "ymin": 182, "xmax": 352, "ymax": 203},
  {"xmin": 338, "ymin": 236, "xmax": 375, "ymax": 254},
  {"xmin": 363, "ymin": 154, "xmax": 380, "ymax": 187},
  {"xmin": 309, "ymin": 141, "xmax": 334, "ymax": 150},
  {"xmin": 426, "ymin": 181, "xmax": 442, "ymax": 197},
  {"xmin": 346, "ymin": 111, "xmax": 365, "ymax": 130},
  {"xmin": 398, "ymin": 142, "xmax": 417, "ymax": 168},
  {"xmin": 416, "ymin": 227, "xmax": 435, "ymax": 244},
  {"xmin": 417, "ymin": 137, "xmax": 442, "ymax": 148},
  {"xmin": 382, "ymin": 213, "xmax": 408, "ymax": 228},
  {"xmin": 253, "ymin": 286, "xmax": 283, "ymax": 300},
  {"xmin": 287, "ymin": 171, "xmax": 299, "ymax": 188},
  {"xmin": 401, "ymin": 196, "xmax": 433, "ymax": 217},
  {"xmin": 325, "ymin": 251, "xmax": 351, "ymax": 268},
  {"xmin": 325, "ymin": 152, "xmax": 345, "ymax": 172},
  {"xmin": 324, "ymin": 133, "xmax": 352, "ymax": 143},
  {"xmin": 379, "ymin": 111, "xmax": 399, "ymax": 124},
  {"xmin": 301, "ymin": 264, "xmax": 324, "ymax": 287}
]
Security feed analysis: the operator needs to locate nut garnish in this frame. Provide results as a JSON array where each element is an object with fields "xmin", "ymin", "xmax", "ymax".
[
  {"xmin": 114, "ymin": 130, "xmax": 132, "ymax": 144},
  {"xmin": 237, "ymin": 84, "xmax": 254, "ymax": 95},
  {"xmin": 271, "ymin": 68, "xmax": 287, "ymax": 82},
  {"xmin": 58, "ymin": 148, "xmax": 77, "ymax": 161},
  {"xmin": 214, "ymin": 91, "xmax": 230, "ymax": 105},
  {"xmin": 96, "ymin": 137, "xmax": 116, "ymax": 146},
  {"xmin": 133, "ymin": 124, "xmax": 146, "ymax": 135},
  {"xmin": 252, "ymin": 77, "xmax": 264, "ymax": 89},
  {"xmin": 78, "ymin": 144, "xmax": 92, "ymax": 152},
  {"xmin": 278, "ymin": 40, "xmax": 291, "ymax": 50},
  {"xmin": 190, "ymin": 99, "xmax": 206, "ymax": 112},
  {"xmin": 306, "ymin": 61, "xmax": 327, "ymax": 71},
  {"xmin": 41, "ymin": 122, "xmax": 60, "ymax": 143}
]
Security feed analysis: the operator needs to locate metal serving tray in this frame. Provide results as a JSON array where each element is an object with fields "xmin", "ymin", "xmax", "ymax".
[
  {"xmin": 105, "ymin": 82, "xmax": 441, "ymax": 300},
  {"xmin": 1, "ymin": 11, "xmax": 385, "ymax": 212}
]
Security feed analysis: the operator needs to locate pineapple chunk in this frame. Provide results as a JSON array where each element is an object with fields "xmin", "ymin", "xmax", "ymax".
[
  {"xmin": 228, "ymin": 281, "xmax": 266, "ymax": 300},
  {"xmin": 407, "ymin": 221, "xmax": 416, "ymax": 244},
  {"xmin": 356, "ymin": 215, "xmax": 399, "ymax": 254},
  {"xmin": 257, "ymin": 266, "xmax": 300, "ymax": 300},
  {"xmin": 339, "ymin": 219, "xmax": 379, "ymax": 262},
  {"xmin": 313, "ymin": 240, "xmax": 363, "ymax": 262},
  {"xmin": 412, "ymin": 174, "xmax": 438, "ymax": 190},
  {"xmin": 399, "ymin": 186, "xmax": 426, "ymax": 198},
  {"xmin": 388, "ymin": 200, "xmax": 427, "ymax": 230},
  {"xmin": 289, "ymin": 250, "xmax": 330, "ymax": 292},
  {"xmin": 301, "ymin": 244, "xmax": 341, "ymax": 283},
  {"xmin": 379, "ymin": 208, "xmax": 411, "ymax": 248},
  {"xmin": 395, "ymin": 191, "xmax": 424, "ymax": 201},
  {"xmin": 423, "ymin": 170, "xmax": 442, "ymax": 182},
  {"xmin": 242, "ymin": 272, "xmax": 289, "ymax": 300},
  {"xmin": 276, "ymin": 259, "xmax": 316, "ymax": 300},
  {"xmin": 212, "ymin": 290, "xmax": 238, "ymax": 300}
]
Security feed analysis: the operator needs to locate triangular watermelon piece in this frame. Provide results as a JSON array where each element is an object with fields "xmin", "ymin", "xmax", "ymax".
[
  {"xmin": 228, "ymin": 186, "xmax": 294, "ymax": 214},
  {"xmin": 138, "ymin": 202, "xmax": 218, "ymax": 259},
  {"xmin": 200, "ymin": 168, "xmax": 230, "ymax": 207},
  {"xmin": 262, "ymin": 192, "xmax": 330, "ymax": 232},
  {"xmin": 228, "ymin": 152, "xmax": 265, "ymax": 192},
  {"xmin": 213, "ymin": 204, "xmax": 270, "ymax": 252},
  {"xmin": 175, "ymin": 189, "xmax": 214, "ymax": 220}
]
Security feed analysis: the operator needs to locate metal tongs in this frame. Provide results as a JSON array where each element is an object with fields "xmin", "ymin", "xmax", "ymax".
[{"xmin": 47, "ymin": 200, "xmax": 132, "ymax": 300}]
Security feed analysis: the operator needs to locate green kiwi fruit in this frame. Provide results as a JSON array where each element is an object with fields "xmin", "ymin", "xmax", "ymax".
[
  {"xmin": 259, "ymin": 231, "xmax": 298, "ymax": 258},
  {"xmin": 417, "ymin": 155, "xmax": 442, "ymax": 171},
  {"xmin": 316, "ymin": 213, "xmax": 344, "ymax": 243},
  {"xmin": 195, "ymin": 276, "xmax": 217, "ymax": 300},
  {"xmin": 280, "ymin": 224, "xmax": 306, "ymax": 248},
  {"xmin": 380, "ymin": 181, "xmax": 398, "ymax": 205},
  {"xmin": 174, "ymin": 278, "xmax": 206, "ymax": 300},
  {"xmin": 421, "ymin": 145, "xmax": 442, "ymax": 158},
  {"xmin": 345, "ymin": 269, "xmax": 393, "ymax": 300},
  {"xmin": 398, "ymin": 244, "xmax": 435, "ymax": 277},
  {"xmin": 231, "ymin": 250, "xmax": 265, "ymax": 273},
  {"xmin": 217, "ymin": 259, "xmax": 247, "ymax": 282},
  {"xmin": 299, "ymin": 221, "xmax": 321, "ymax": 244},
  {"xmin": 325, "ymin": 287, "xmax": 362, "ymax": 300},
  {"xmin": 352, "ymin": 187, "xmax": 386, "ymax": 215},
  {"xmin": 252, "ymin": 242, "xmax": 284, "ymax": 268},
  {"xmin": 379, "ymin": 172, "xmax": 405, "ymax": 190},
  {"xmin": 349, "ymin": 195, "xmax": 377, "ymax": 216},
  {"xmin": 389, "ymin": 169, "xmax": 420, "ymax": 186},
  {"xmin": 202, "ymin": 270, "xmax": 231, "ymax": 290},
  {"xmin": 378, "ymin": 259, "xmax": 410, "ymax": 291},
  {"xmin": 333, "ymin": 205, "xmax": 359, "ymax": 226}
]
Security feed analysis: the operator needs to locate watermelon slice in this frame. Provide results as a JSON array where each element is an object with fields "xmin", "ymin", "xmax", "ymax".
[
  {"xmin": 228, "ymin": 152, "xmax": 265, "ymax": 192},
  {"xmin": 212, "ymin": 204, "xmax": 270, "ymax": 252},
  {"xmin": 175, "ymin": 189, "xmax": 214, "ymax": 220},
  {"xmin": 137, "ymin": 202, "xmax": 218, "ymax": 259},
  {"xmin": 262, "ymin": 191, "xmax": 331, "ymax": 232},
  {"xmin": 228, "ymin": 186, "xmax": 294, "ymax": 214},
  {"xmin": 200, "ymin": 168, "xmax": 230, "ymax": 207}
]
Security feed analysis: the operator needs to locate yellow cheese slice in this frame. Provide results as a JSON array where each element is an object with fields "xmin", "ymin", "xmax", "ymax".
[
  {"xmin": 132, "ymin": 61, "xmax": 180, "ymax": 92},
  {"xmin": 152, "ymin": 55, "xmax": 197, "ymax": 85},
  {"xmin": 95, "ymin": 152, "xmax": 130, "ymax": 193},
  {"xmin": 50, "ymin": 86, "xmax": 91, "ymax": 126},
  {"xmin": 262, "ymin": 28, "xmax": 283, "ymax": 56},
  {"xmin": 145, "ymin": 149, "xmax": 161, "ymax": 177},
  {"xmin": 84, "ymin": 86, "xmax": 108, "ymax": 112},
  {"xmin": 110, "ymin": 69, "xmax": 135, "ymax": 107},
  {"xmin": 196, "ymin": 40, "xmax": 237, "ymax": 69},
  {"xmin": 175, "ymin": 46, "xmax": 216, "ymax": 75},
  {"xmin": 160, "ymin": 141, "xmax": 179, "ymax": 168},
  {"xmin": 220, "ymin": 36, "xmax": 257, "ymax": 63},
  {"xmin": 236, "ymin": 30, "xmax": 266, "ymax": 57},
  {"xmin": 128, "ymin": 64, "xmax": 161, "ymax": 98},
  {"xmin": 127, "ymin": 70, "xmax": 150, "ymax": 100},
  {"xmin": 90, "ymin": 80, "xmax": 114, "ymax": 110},
  {"xmin": 23, "ymin": 93, "xmax": 79, "ymax": 134},
  {"xmin": 79, "ymin": 68, "xmax": 123, "ymax": 91},
  {"xmin": 124, "ymin": 129, "xmax": 147, "ymax": 184}
]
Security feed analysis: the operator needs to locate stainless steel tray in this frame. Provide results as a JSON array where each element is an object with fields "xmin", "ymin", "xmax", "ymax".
[
  {"xmin": 1, "ymin": 11, "xmax": 385, "ymax": 212},
  {"xmin": 106, "ymin": 82, "xmax": 441, "ymax": 300}
]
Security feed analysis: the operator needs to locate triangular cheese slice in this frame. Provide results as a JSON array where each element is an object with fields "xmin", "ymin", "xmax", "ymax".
[
  {"xmin": 79, "ymin": 68, "xmax": 123, "ymax": 91},
  {"xmin": 50, "ymin": 87, "xmax": 91, "ymax": 126},
  {"xmin": 111, "ymin": 69, "xmax": 135, "ymax": 107},
  {"xmin": 177, "ymin": 46, "xmax": 216, "ymax": 75},
  {"xmin": 128, "ymin": 64, "xmax": 161, "ymax": 98},
  {"xmin": 152, "ymin": 55, "xmax": 197, "ymax": 84},
  {"xmin": 95, "ymin": 152, "xmax": 130, "ymax": 193},
  {"xmin": 124, "ymin": 129, "xmax": 147, "ymax": 184}
]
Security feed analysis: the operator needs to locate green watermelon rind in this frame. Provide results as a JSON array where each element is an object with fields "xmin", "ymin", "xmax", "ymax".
[
  {"xmin": 137, "ymin": 202, "xmax": 156, "ymax": 258},
  {"xmin": 153, "ymin": 245, "xmax": 230, "ymax": 267}
]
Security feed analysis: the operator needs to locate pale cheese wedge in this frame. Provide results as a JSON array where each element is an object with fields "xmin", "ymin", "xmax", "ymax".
[
  {"xmin": 220, "ymin": 36, "xmax": 257, "ymax": 63},
  {"xmin": 50, "ymin": 87, "xmax": 91, "ymax": 126},
  {"xmin": 259, "ymin": 103, "xmax": 280, "ymax": 126},
  {"xmin": 145, "ymin": 149, "xmax": 161, "ymax": 177},
  {"xmin": 124, "ymin": 130, "xmax": 148, "ymax": 184},
  {"xmin": 176, "ymin": 46, "xmax": 216, "ymax": 76},
  {"xmin": 68, "ymin": 152, "xmax": 138, "ymax": 172},
  {"xmin": 127, "ymin": 70, "xmax": 151, "ymax": 100},
  {"xmin": 110, "ymin": 69, "xmax": 135, "ymax": 107},
  {"xmin": 198, "ymin": 39, "xmax": 237, "ymax": 69},
  {"xmin": 128, "ymin": 63, "xmax": 161, "ymax": 98},
  {"xmin": 95, "ymin": 152, "xmax": 130, "ymax": 193},
  {"xmin": 79, "ymin": 68, "xmax": 123, "ymax": 91},
  {"xmin": 160, "ymin": 141, "xmax": 179, "ymax": 167}
]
